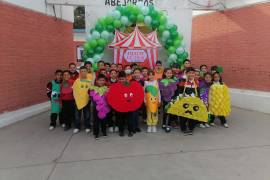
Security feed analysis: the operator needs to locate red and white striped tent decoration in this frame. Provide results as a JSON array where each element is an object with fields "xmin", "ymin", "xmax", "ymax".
[
  {"xmin": 146, "ymin": 30, "xmax": 161, "ymax": 45},
  {"xmin": 110, "ymin": 30, "xmax": 128, "ymax": 45},
  {"xmin": 108, "ymin": 26, "xmax": 161, "ymax": 69}
]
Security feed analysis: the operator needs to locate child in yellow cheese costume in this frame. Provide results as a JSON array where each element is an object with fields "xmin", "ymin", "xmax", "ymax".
[
  {"xmin": 72, "ymin": 66, "xmax": 92, "ymax": 134},
  {"xmin": 208, "ymin": 72, "xmax": 231, "ymax": 128}
]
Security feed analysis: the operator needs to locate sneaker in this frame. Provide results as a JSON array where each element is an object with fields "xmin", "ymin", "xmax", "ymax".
[
  {"xmin": 103, "ymin": 133, "xmax": 108, "ymax": 137},
  {"xmin": 85, "ymin": 129, "xmax": 91, "ymax": 134},
  {"xmin": 95, "ymin": 136, "xmax": 99, "ymax": 140},
  {"xmin": 210, "ymin": 123, "xmax": 215, "ymax": 126},
  {"xmin": 205, "ymin": 123, "xmax": 210, "ymax": 128},
  {"xmin": 162, "ymin": 124, "xmax": 166, "ymax": 129},
  {"xmin": 49, "ymin": 126, "xmax": 55, "ymax": 131},
  {"xmin": 147, "ymin": 126, "xmax": 152, "ymax": 133},
  {"xmin": 128, "ymin": 132, "xmax": 134, "ymax": 137},
  {"xmin": 199, "ymin": 124, "xmax": 206, "ymax": 128},
  {"xmin": 183, "ymin": 130, "xmax": 189, "ymax": 136},
  {"xmin": 135, "ymin": 128, "xmax": 141, "ymax": 133},
  {"xmin": 152, "ymin": 126, "xmax": 157, "ymax": 133},
  {"xmin": 223, "ymin": 123, "xmax": 229, "ymax": 128},
  {"xmin": 73, "ymin": 128, "xmax": 80, "ymax": 134},
  {"xmin": 109, "ymin": 127, "xmax": 114, "ymax": 133},
  {"xmin": 119, "ymin": 132, "xmax": 124, "ymax": 137},
  {"xmin": 165, "ymin": 127, "xmax": 171, "ymax": 133},
  {"xmin": 61, "ymin": 124, "xmax": 66, "ymax": 128},
  {"xmin": 188, "ymin": 130, "xmax": 193, "ymax": 135},
  {"xmin": 114, "ymin": 126, "xmax": 119, "ymax": 132}
]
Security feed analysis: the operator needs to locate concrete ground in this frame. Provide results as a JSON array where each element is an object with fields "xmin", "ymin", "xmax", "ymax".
[{"xmin": 0, "ymin": 107, "xmax": 270, "ymax": 180}]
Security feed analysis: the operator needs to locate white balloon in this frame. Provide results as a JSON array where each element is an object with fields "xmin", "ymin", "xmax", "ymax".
[
  {"xmin": 121, "ymin": 16, "xmax": 129, "ymax": 26},
  {"xmin": 86, "ymin": 34, "xmax": 92, "ymax": 41},
  {"xmin": 141, "ymin": 6, "xmax": 149, "ymax": 15},
  {"xmin": 101, "ymin": 31, "xmax": 110, "ymax": 40},
  {"xmin": 92, "ymin": 31, "xmax": 100, "ymax": 39},
  {"xmin": 169, "ymin": 54, "xmax": 177, "ymax": 61},
  {"xmin": 144, "ymin": 16, "xmax": 152, "ymax": 26},
  {"xmin": 136, "ymin": 2, "xmax": 144, "ymax": 8},
  {"xmin": 162, "ymin": 30, "xmax": 170, "ymax": 39},
  {"xmin": 112, "ymin": 10, "xmax": 121, "ymax": 19},
  {"xmin": 176, "ymin": 47, "xmax": 185, "ymax": 55}
]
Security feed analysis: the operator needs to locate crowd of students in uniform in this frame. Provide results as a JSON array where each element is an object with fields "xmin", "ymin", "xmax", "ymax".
[{"xmin": 46, "ymin": 59, "xmax": 229, "ymax": 139}]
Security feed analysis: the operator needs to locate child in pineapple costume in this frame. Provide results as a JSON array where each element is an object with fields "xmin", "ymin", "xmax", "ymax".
[
  {"xmin": 46, "ymin": 70, "xmax": 63, "ymax": 130},
  {"xmin": 72, "ymin": 66, "xmax": 92, "ymax": 134},
  {"xmin": 144, "ymin": 70, "xmax": 161, "ymax": 133},
  {"xmin": 208, "ymin": 72, "xmax": 231, "ymax": 128}
]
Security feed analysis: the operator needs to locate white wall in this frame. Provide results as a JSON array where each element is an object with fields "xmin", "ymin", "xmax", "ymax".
[{"xmin": 3, "ymin": 0, "xmax": 74, "ymax": 22}]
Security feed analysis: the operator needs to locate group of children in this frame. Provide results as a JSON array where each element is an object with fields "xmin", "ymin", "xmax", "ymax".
[{"xmin": 46, "ymin": 59, "xmax": 230, "ymax": 139}]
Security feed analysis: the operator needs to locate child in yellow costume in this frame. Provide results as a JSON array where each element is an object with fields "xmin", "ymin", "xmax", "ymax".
[
  {"xmin": 72, "ymin": 66, "xmax": 92, "ymax": 134},
  {"xmin": 144, "ymin": 70, "xmax": 161, "ymax": 133},
  {"xmin": 208, "ymin": 72, "xmax": 231, "ymax": 128}
]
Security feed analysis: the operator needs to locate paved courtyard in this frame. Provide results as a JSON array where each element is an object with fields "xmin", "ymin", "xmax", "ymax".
[{"xmin": 0, "ymin": 107, "xmax": 270, "ymax": 180}]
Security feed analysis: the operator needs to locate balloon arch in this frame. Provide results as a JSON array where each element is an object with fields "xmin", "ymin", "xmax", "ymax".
[{"xmin": 83, "ymin": 3, "xmax": 189, "ymax": 70}]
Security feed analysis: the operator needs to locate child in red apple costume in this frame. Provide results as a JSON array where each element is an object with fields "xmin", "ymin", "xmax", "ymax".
[{"xmin": 107, "ymin": 71, "xmax": 144, "ymax": 137}]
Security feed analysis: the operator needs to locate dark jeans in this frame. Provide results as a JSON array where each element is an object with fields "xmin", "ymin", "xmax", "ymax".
[
  {"xmin": 107, "ymin": 109, "xmax": 118, "ymax": 128},
  {"xmin": 162, "ymin": 101, "xmax": 171, "ymax": 126},
  {"xmin": 141, "ymin": 104, "xmax": 147, "ymax": 120},
  {"xmin": 209, "ymin": 115, "xmax": 227, "ymax": 124},
  {"xmin": 74, "ymin": 102, "xmax": 91, "ymax": 130},
  {"xmin": 50, "ymin": 112, "xmax": 63, "ymax": 127},
  {"xmin": 180, "ymin": 117, "xmax": 197, "ymax": 132},
  {"xmin": 117, "ymin": 112, "xmax": 133, "ymax": 134},
  {"xmin": 93, "ymin": 108, "xmax": 107, "ymax": 137},
  {"xmin": 132, "ymin": 110, "xmax": 140, "ymax": 131},
  {"xmin": 62, "ymin": 100, "xmax": 75, "ymax": 128}
]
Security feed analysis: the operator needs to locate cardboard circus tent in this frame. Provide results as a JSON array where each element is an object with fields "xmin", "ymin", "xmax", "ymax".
[{"xmin": 108, "ymin": 26, "xmax": 161, "ymax": 68}]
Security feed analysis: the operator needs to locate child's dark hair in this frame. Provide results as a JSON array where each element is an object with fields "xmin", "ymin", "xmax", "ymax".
[
  {"xmin": 130, "ymin": 63, "xmax": 138, "ymax": 68},
  {"xmin": 142, "ymin": 67, "xmax": 148, "ymax": 71},
  {"xmin": 186, "ymin": 67, "xmax": 195, "ymax": 73},
  {"xmin": 200, "ymin": 64, "xmax": 207, "ymax": 70},
  {"xmin": 204, "ymin": 72, "xmax": 212, "ymax": 78},
  {"xmin": 148, "ymin": 70, "xmax": 155, "ymax": 76},
  {"xmin": 183, "ymin": 59, "xmax": 191, "ymax": 64},
  {"xmin": 98, "ymin": 60, "xmax": 105, "ymax": 64},
  {"xmin": 211, "ymin": 66, "xmax": 218, "ymax": 73},
  {"xmin": 55, "ymin": 69, "xmax": 63, "ymax": 74},
  {"xmin": 124, "ymin": 64, "xmax": 131, "ymax": 69},
  {"xmin": 68, "ymin": 62, "xmax": 76, "ymax": 67},
  {"xmin": 110, "ymin": 69, "xmax": 117, "ymax": 74},
  {"xmin": 118, "ymin": 71, "xmax": 126, "ymax": 78},
  {"xmin": 105, "ymin": 62, "xmax": 110, "ymax": 66},
  {"xmin": 97, "ymin": 74, "xmax": 107, "ymax": 81},
  {"xmin": 117, "ymin": 63, "xmax": 123, "ymax": 66},
  {"xmin": 133, "ymin": 68, "xmax": 141, "ymax": 73},
  {"xmin": 62, "ymin": 70, "xmax": 70, "ymax": 75},
  {"xmin": 84, "ymin": 61, "xmax": 92, "ymax": 66},
  {"xmin": 79, "ymin": 66, "xmax": 87, "ymax": 71},
  {"xmin": 212, "ymin": 72, "xmax": 223, "ymax": 84},
  {"xmin": 162, "ymin": 68, "xmax": 173, "ymax": 79},
  {"xmin": 156, "ymin": 60, "xmax": 162, "ymax": 65}
]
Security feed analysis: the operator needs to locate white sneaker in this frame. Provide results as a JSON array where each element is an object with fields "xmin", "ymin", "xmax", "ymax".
[
  {"xmin": 49, "ymin": 126, "xmax": 55, "ymax": 131},
  {"xmin": 61, "ymin": 124, "xmax": 66, "ymax": 128},
  {"xmin": 73, "ymin": 128, "xmax": 80, "ymax": 134},
  {"xmin": 223, "ymin": 123, "xmax": 229, "ymax": 128},
  {"xmin": 147, "ymin": 126, "xmax": 152, "ymax": 133},
  {"xmin": 85, "ymin": 129, "xmax": 91, "ymax": 134},
  {"xmin": 199, "ymin": 124, "xmax": 206, "ymax": 128},
  {"xmin": 210, "ymin": 123, "xmax": 215, "ymax": 126},
  {"xmin": 205, "ymin": 123, "xmax": 210, "ymax": 128},
  {"xmin": 152, "ymin": 126, "xmax": 157, "ymax": 133},
  {"xmin": 114, "ymin": 126, "xmax": 119, "ymax": 132},
  {"xmin": 109, "ymin": 127, "xmax": 114, "ymax": 133}
]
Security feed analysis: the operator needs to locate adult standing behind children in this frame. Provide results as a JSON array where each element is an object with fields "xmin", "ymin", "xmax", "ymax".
[{"xmin": 69, "ymin": 63, "xmax": 79, "ymax": 81}]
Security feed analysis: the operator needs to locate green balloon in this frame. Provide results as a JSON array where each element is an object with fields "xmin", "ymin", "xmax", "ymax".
[
  {"xmin": 158, "ymin": 25, "xmax": 165, "ymax": 33},
  {"xmin": 168, "ymin": 46, "xmax": 176, "ymax": 54},
  {"xmin": 171, "ymin": 31, "xmax": 178, "ymax": 38},
  {"xmin": 174, "ymin": 39, "xmax": 181, "ymax": 47},
  {"xmin": 98, "ymin": 39, "xmax": 106, "ymax": 48},
  {"xmin": 106, "ymin": 25, "xmax": 115, "ymax": 32},
  {"xmin": 84, "ymin": 43, "xmax": 91, "ymax": 51},
  {"xmin": 152, "ymin": 20, "xmax": 160, "ymax": 29},
  {"xmin": 113, "ymin": 20, "xmax": 122, "ymax": 29},
  {"xmin": 89, "ymin": 40, "xmax": 98, "ymax": 48},
  {"xmin": 96, "ymin": 46, "xmax": 104, "ymax": 54},
  {"xmin": 129, "ymin": 14, "xmax": 136, "ymax": 23},
  {"xmin": 166, "ymin": 39, "xmax": 174, "ymax": 46},
  {"xmin": 92, "ymin": 63, "xmax": 99, "ymax": 72},
  {"xmin": 159, "ymin": 15, "xmax": 167, "ymax": 25},
  {"xmin": 137, "ymin": 14, "xmax": 144, "ymax": 23},
  {"xmin": 105, "ymin": 16, "xmax": 114, "ymax": 25},
  {"xmin": 95, "ymin": 24, "xmax": 104, "ymax": 32}
]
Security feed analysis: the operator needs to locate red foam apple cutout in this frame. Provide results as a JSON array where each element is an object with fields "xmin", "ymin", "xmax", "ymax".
[{"xmin": 107, "ymin": 81, "xmax": 144, "ymax": 112}]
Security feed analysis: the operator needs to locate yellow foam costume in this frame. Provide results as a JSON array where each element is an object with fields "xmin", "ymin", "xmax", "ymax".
[
  {"xmin": 167, "ymin": 97, "xmax": 208, "ymax": 123},
  {"xmin": 73, "ymin": 79, "xmax": 92, "ymax": 110},
  {"xmin": 209, "ymin": 83, "xmax": 231, "ymax": 116}
]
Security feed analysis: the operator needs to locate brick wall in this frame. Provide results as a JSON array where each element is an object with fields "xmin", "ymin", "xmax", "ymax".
[
  {"xmin": 0, "ymin": 2, "xmax": 74, "ymax": 113},
  {"xmin": 191, "ymin": 3, "xmax": 270, "ymax": 91}
]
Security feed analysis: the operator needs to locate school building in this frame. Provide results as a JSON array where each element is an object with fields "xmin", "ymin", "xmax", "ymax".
[{"xmin": 1, "ymin": 0, "xmax": 270, "ymax": 127}]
